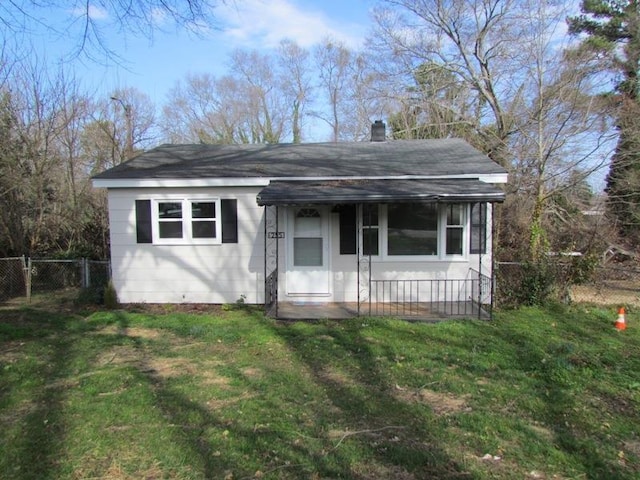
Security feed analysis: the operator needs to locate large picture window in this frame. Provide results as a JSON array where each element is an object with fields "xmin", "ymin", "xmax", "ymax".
[
  {"xmin": 356, "ymin": 203, "xmax": 475, "ymax": 259},
  {"xmin": 388, "ymin": 204, "xmax": 438, "ymax": 256}
]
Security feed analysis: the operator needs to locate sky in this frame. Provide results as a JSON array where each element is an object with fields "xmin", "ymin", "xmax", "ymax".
[{"xmin": 27, "ymin": 0, "xmax": 376, "ymax": 106}]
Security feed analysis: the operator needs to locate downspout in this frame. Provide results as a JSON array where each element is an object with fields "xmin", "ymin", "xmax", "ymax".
[
  {"xmin": 276, "ymin": 206, "xmax": 279, "ymax": 318},
  {"xmin": 368, "ymin": 207, "xmax": 372, "ymax": 318},
  {"xmin": 490, "ymin": 202, "xmax": 497, "ymax": 320},
  {"xmin": 357, "ymin": 203, "xmax": 361, "ymax": 317},
  {"xmin": 263, "ymin": 206, "xmax": 267, "ymax": 312},
  {"xmin": 478, "ymin": 221, "xmax": 483, "ymax": 321}
]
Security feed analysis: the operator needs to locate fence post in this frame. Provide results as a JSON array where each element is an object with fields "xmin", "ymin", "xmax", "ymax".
[
  {"xmin": 24, "ymin": 257, "xmax": 32, "ymax": 302},
  {"xmin": 81, "ymin": 258, "xmax": 90, "ymax": 288}
]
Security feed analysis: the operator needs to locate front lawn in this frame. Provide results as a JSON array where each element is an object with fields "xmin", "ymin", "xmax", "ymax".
[{"xmin": 1, "ymin": 295, "xmax": 639, "ymax": 479}]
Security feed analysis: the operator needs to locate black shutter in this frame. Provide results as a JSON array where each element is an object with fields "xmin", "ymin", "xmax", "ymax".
[
  {"xmin": 135, "ymin": 200, "xmax": 153, "ymax": 244},
  {"xmin": 339, "ymin": 204, "xmax": 357, "ymax": 254},
  {"xmin": 221, "ymin": 199, "xmax": 238, "ymax": 243},
  {"xmin": 470, "ymin": 203, "xmax": 487, "ymax": 254}
]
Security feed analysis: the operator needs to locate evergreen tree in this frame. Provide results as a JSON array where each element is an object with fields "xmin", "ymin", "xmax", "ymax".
[{"xmin": 569, "ymin": 1, "xmax": 640, "ymax": 245}]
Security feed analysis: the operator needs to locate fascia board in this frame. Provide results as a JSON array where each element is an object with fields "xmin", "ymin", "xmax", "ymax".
[{"xmin": 92, "ymin": 172, "xmax": 508, "ymax": 189}]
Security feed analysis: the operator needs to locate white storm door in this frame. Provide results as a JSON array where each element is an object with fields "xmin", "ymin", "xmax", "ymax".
[{"xmin": 287, "ymin": 207, "xmax": 330, "ymax": 295}]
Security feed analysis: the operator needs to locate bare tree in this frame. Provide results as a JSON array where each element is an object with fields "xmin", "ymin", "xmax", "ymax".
[
  {"xmin": 0, "ymin": 0, "xmax": 224, "ymax": 62},
  {"xmin": 162, "ymin": 49, "xmax": 298, "ymax": 144},
  {"xmin": 504, "ymin": 1, "xmax": 613, "ymax": 259},
  {"xmin": 373, "ymin": 0, "xmax": 527, "ymax": 164},
  {"xmin": 373, "ymin": 0, "xmax": 614, "ymax": 260},
  {"xmin": 229, "ymin": 49, "xmax": 289, "ymax": 143},
  {"xmin": 312, "ymin": 39, "xmax": 381, "ymax": 142},
  {"xmin": 313, "ymin": 39, "xmax": 353, "ymax": 142},
  {"xmin": 277, "ymin": 40, "xmax": 313, "ymax": 143}
]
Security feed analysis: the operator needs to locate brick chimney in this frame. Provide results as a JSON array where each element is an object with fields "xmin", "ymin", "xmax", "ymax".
[{"xmin": 371, "ymin": 120, "xmax": 386, "ymax": 142}]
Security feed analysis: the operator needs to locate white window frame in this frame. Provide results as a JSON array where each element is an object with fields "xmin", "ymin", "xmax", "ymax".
[
  {"xmin": 361, "ymin": 203, "xmax": 470, "ymax": 262},
  {"xmin": 444, "ymin": 203, "xmax": 466, "ymax": 258},
  {"xmin": 151, "ymin": 197, "xmax": 222, "ymax": 245}
]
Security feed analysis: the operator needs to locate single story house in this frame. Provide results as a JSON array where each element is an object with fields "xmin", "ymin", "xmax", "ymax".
[{"xmin": 93, "ymin": 122, "xmax": 507, "ymax": 319}]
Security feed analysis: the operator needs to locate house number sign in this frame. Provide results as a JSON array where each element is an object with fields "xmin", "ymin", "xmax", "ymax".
[{"xmin": 268, "ymin": 231, "xmax": 285, "ymax": 239}]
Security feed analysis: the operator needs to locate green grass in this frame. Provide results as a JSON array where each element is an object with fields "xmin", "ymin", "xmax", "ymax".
[{"xmin": 1, "ymin": 293, "xmax": 639, "ymax": 479}]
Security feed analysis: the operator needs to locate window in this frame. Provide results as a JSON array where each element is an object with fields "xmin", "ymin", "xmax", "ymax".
[
  {"xmin": 357, "ymin": 202, "xmax": 477, "ymax": 259},
  {"xmin": 362, "ymin": 204, "xmax": 379, "ymax": 256},
  {"xmin": 293, "ymin": 208, "xmax": 323, "ymax": 266},
  {"xmin": 158, "ymin": 202, "xmax": 184, "ymax": 239},
  {"xmin": 470, "ymin": 203, "xmax": 487, "ymax": 254},
  {"xmin": 134, "ymin": 197, "xmax": 239, "ymax": 245},
  {"xmin": 388, "ymin": 204, "xmax": 438, "ymax": 256},
  {"xmin": 155, "ymin": 199, "xmax": 220, "ymax": 243},
  {"xmin": 445, "ymin": 204, "xmax": 464, "ymax": 255},
  {"xmin": 191, "ymin": 201, "xmax": 217, "ymax": 238}
]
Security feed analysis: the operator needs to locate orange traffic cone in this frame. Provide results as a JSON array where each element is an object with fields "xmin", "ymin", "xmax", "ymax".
[{"xmin": 615, "ymin": 307, "xmax": 627, "ymax": 331}]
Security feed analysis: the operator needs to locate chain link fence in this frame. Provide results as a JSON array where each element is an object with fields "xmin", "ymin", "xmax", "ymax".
[
  {"xmin": 0, "ymin": 257, "xmax": 111, "ymax": 302},
  {"xmin": 570, "ymin": 266, "xmax": 640, "ymax": 307},
  {"xmin": 0, "ymin": 257, "xmax": 27, "ymax": 301},
  {"xmin": 496, "ymin": 261, "xmax": 640, "ymax": 308}
]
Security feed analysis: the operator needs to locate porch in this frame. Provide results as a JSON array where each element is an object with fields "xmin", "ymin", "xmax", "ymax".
[
  {"xmin": 266, "ymin": 273, "xmax": 493, "ymax": 321},
  {"xmin": 272, "ymin": 300, "xmax": 489, "ymax": 321},
  {"xmin": 258, "ymin": 180, "xmax": 502, "ymax": 322}
]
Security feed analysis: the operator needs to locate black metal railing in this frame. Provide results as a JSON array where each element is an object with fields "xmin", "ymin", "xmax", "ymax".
[
  {"xmin": 265, "ymin": 268, "xmax": 278, "ymax": 315},
  {"xmin": 368, "ymin": 271, "xmax": 492, "ymax": 319}
]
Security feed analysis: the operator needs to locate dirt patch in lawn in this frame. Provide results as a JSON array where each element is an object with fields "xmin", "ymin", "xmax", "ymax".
[
  {"xmin": 395, "ymin": 387, "xmax": 470, "ymax": 415},
  {"xmin": 0, "ymin": 341, "xmax": 28, "ymax": 363},
  {"xmin": 351, "ymin": 463, "xmax": 416, "ymax": 479},
  {"xmin": 146, "ymin": 356, "xmax": 198, "ymax": 379}
]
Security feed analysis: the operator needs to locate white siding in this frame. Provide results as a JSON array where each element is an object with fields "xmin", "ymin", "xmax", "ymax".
[
  {"xmin": 107, "ymin": 187, "xmax": 495, "ymax": 305},
  {"xmin": 108, "ymin": 187, "xmax": 265, "ymax": 304}
]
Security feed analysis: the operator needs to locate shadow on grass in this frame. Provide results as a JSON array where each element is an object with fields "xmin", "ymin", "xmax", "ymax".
[
  {"xmin": 267, "ymin": 317, "xmax": 474, "ymax": 479},
  {"xmin": 0, "ymin": 306, "xmax": 90, "ymax": 479},
  {"xmin": 489, "ymin": 308, "xmax": 636, "ymax": 480}
]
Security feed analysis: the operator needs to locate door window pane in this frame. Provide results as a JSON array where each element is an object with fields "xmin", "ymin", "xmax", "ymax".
[
  {"xmin": 294, "ymin": 209, "xmax": 323, "ymax": 266},
  {"xmin": 294, "ymin": 238, "xmax": 323, "ymax": 266}
]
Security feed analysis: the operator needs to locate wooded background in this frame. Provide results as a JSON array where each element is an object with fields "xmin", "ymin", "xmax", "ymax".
[{"xmin": 0, "ymin": 1, "xmax": 637, "ymax": 271}]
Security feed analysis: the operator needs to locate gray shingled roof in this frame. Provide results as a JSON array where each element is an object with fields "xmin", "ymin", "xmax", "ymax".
[{"xmin": 93, "ymin": 139, "xmax": 506, "ymax": 180}]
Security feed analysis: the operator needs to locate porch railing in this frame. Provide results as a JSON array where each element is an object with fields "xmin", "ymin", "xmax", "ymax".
[
  {"xmin": 368, "ymin": 270, "xmax": 492, "ymax": 319},
  {"xmin": 265, "ymin": 268, "xmax": 278, "ymax": 316}
]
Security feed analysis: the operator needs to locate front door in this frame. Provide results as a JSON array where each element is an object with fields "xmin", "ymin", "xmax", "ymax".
[{"xmin": 286, "ymin": 207, "xmax": 330, "ymax": 295}]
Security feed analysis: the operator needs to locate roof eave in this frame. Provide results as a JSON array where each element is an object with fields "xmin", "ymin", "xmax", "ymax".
[
  {"xmin": 92, "ymin": 172, "xmax": 508, "ymax": 189},
  {"xmin": 256, "ymin": 193, "xmax": 505, "ymax": 206}
]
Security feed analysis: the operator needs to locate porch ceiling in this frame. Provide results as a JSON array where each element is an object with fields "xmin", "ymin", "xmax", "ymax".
[{"xmin": 256, "ymin": 178, "xmax": 505, "ymax": 206}]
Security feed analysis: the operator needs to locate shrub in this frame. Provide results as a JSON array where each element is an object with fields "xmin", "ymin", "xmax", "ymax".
[{"xmin": 103, "ymin": 281, "xmax": 118, "ymax": 309}]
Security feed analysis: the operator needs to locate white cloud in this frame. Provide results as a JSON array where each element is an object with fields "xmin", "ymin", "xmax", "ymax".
[
  {"xmin": 215, "ymin": 0, "xmax": 366, "ymax": 49},
  {"xmin": 70, "ymin": 4, "xmax": 109, "ymax": 21}
]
